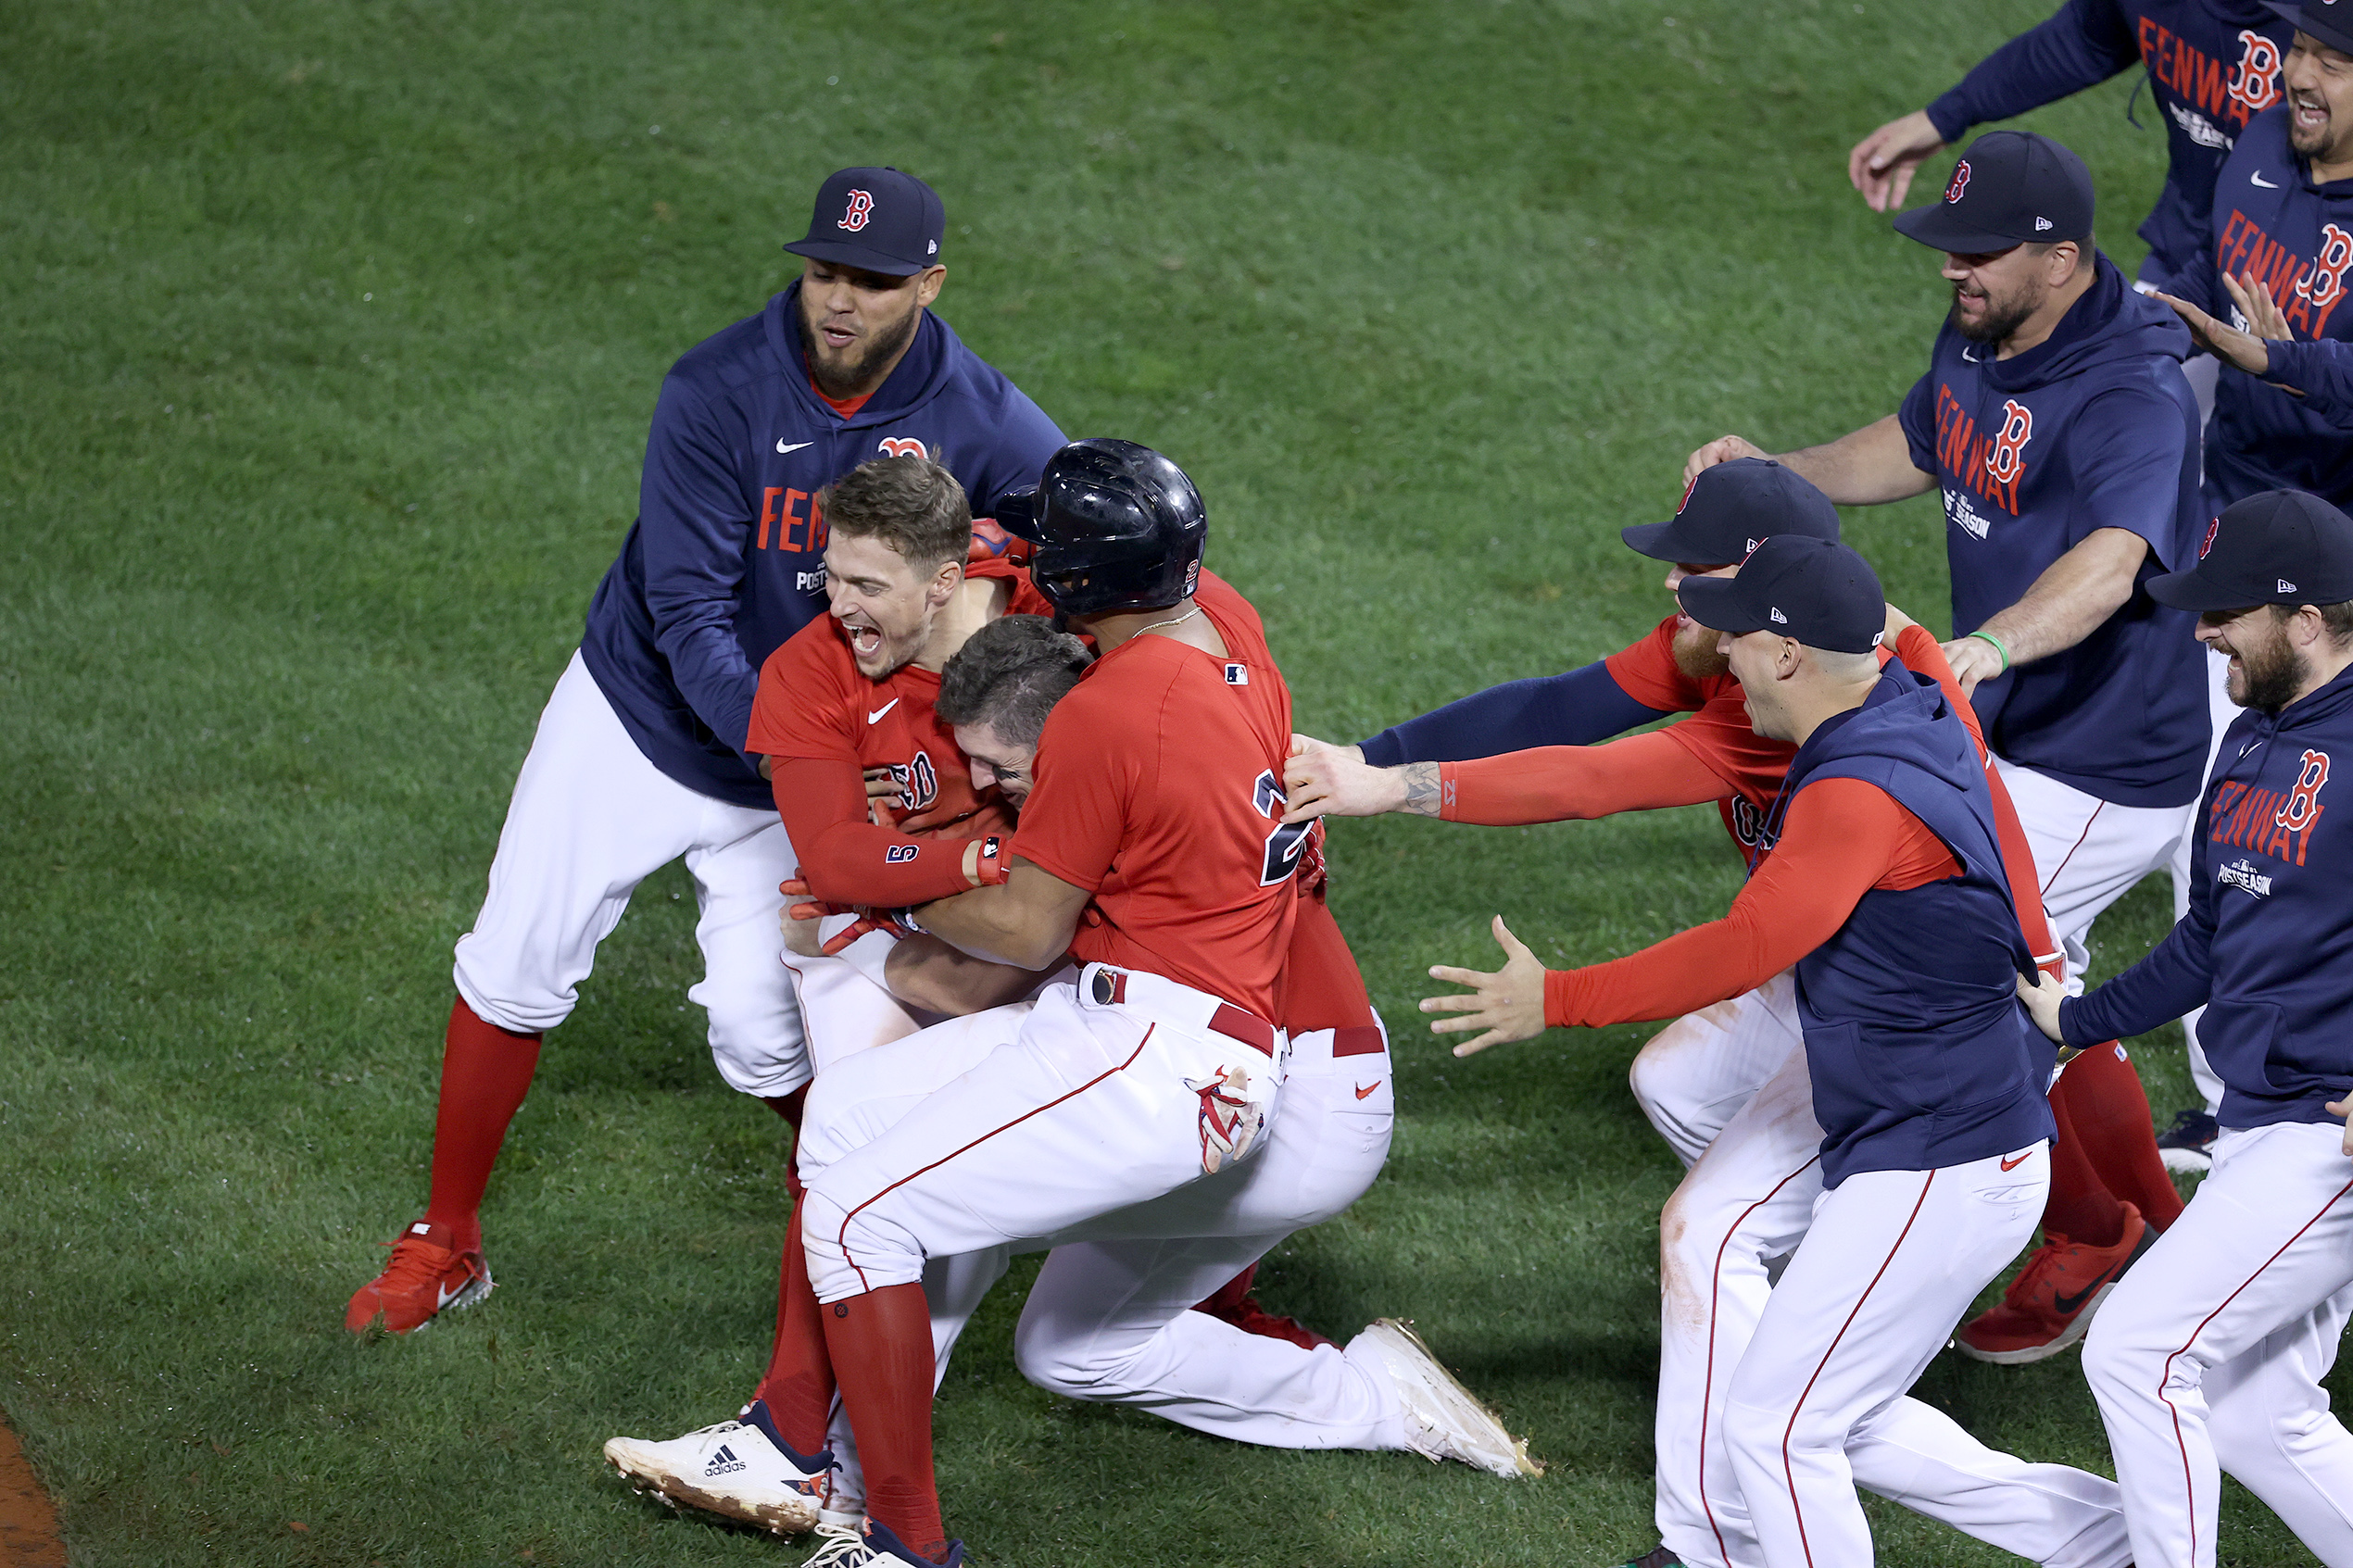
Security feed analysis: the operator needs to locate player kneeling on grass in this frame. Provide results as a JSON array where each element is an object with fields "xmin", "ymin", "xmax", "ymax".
[
  {"xmin": 716, "ymin": 439, "xmax": 1528, "ymax": 1567},
  {"xmin": 2020, "ymin": 491, "xmax": 2353, "ymax": 1568},
  {"xmin": 1422, "ymin": 538, "xmax": 2134, "ymax": 1568}
]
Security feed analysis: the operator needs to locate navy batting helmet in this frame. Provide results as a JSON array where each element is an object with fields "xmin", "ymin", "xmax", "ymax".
[{"xmin": 995, "ymin": 439, "xmax": 1206, "ymax": 618}]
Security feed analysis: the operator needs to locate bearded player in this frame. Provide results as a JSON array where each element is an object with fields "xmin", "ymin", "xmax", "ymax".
[{"xmin": 343, "ymin": 168, "xmax": 1063, "ymax": 1334}]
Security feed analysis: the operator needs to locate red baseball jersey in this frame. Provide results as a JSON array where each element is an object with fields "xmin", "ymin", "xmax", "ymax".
[
  {"xmin": 1012, "ymin": 571, "xmax": 1302, "ymax": 1021},
  {"xmin": 747, "ymin": 558, "xmax": 1050, "ymax": 906}
]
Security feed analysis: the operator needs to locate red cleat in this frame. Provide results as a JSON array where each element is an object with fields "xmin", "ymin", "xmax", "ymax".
[
  {"xmin": 1190, "ymin": 1263, "xmax": 1336, "ymax": 1350},
  {"xmin": 1953, "ymin": 1204, "xmax": 2154, "ymax": 1365},
  {"xmin": 345, "ymin": 1219, "xmax": 495, "ymax": 1334}
]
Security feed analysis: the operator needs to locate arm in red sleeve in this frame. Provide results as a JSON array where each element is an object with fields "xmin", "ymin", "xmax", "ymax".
[
  {"xmin": 773, "ymin": 758, "xmax": 998, "ymax": 906},
  {"xmin": 1541, "ymin": 778, "xmax": 1950, "ymax": 1027},
  {"xmin": 1438, "ymin": 730, "xmax": 1733, "ymax": 825},
  {"xmin": 1893, "ymin": 624, "xmax": 2058, "ymax": 974}
]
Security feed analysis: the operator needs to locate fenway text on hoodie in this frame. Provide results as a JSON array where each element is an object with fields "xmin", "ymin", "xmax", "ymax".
[
  {"xmin": 579, "ymin": 283, "xmax": 1067, "ymax": 809},
  {"xmin": 1897, "ymin": 251, "xmax": 2209, "ymax": 808},
  {"xmin": 2187, "ymin": 103, "xmax": 2353, "ymax": 511},
  {"xmin": 1923, "ymin": 0, "xmax": 2291, "ymax": 287},
  {"xmin": 2063, "ymin": 661, "xmax": 2353, "ymax": 1130}
]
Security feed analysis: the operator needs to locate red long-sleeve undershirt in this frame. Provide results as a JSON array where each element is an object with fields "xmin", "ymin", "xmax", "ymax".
[
  {"xmin": 1441, "ymin": 729, "xmax": 1732, "ymax": 823},
  {"xmin": 1541, "ymin": 777, "xmax": 1958, "ymax": 1028},
  {"xmin": 771, "ymin": 757, "xmax": 1005, "ymax": 907}
]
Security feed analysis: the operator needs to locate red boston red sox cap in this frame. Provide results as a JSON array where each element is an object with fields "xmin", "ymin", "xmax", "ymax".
[
  {"xmin": 785, "ymin": 167, "xmax": 946, "ymax": 277},
  {"xmin": 1893, "ymin": 131, "xmax": 2095, "ymax": 254}
]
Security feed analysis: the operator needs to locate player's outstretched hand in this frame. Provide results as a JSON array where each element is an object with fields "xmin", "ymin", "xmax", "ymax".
[
  {"xmin": 782, "ymin": 873, "xmax": 836, "ymax": 959},
  {"xmin": 2155, "ymin": 270, "xmax": 2289, "ymax": 379},
  {"xmin": 2015, "ymin": 970, "xmax": 2065, "ymax": 1043},
  {"xmin": 1421, "ymin": 916, "xmax": 1548, "ymax": 1057},
  {"xmin": 1283, "ymin": 734, "xmax": 1401, "ymax": 822},
  {"xmin": 1683, "ymin": 435, "xmax": 1769, "ymax": 486},
  {"xmin": 1848, "ymin": 110, "xmax": 1945, "ymax": 212}
]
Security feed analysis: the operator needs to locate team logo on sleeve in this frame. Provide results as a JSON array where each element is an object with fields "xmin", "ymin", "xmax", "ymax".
[
  {"xmin": 877, "ymin": 436, "xmax": 929, "ymax": 459},
  {"xmin": 2227, "ymin": 31, "xmax": 2284, "ymax": 119},
  {"xmin": 837, "ymin": 189, "xmax": 875, "ymax": 231},
  {"xmin": 1944, "ymin": 161, "xmax": 1971, "ymax": 203}
]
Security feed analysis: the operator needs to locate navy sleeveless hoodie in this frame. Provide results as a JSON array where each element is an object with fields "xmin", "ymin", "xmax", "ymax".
[{"xmin": 1768, "ymin": 664, "xmax": 2059, "ymax": 1186}]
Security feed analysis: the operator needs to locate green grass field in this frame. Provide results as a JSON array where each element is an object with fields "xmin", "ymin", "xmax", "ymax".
[{"xmin": 3, "ymin": 0, "xmax": 2326, "ymax": 1562}]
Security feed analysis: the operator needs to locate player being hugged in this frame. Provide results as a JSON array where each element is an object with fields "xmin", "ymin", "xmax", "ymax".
[
  {"xmin": 1421, "ymin": 539, "xmax": 2135, "ymax": 1568},
  {"xmin": 766, "ymin": 439, "xmax": 1532, "ymax": 1567}
]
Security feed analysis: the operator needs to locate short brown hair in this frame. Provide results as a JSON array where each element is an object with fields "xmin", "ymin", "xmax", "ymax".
[
  {"xmin": 819, "ymin": 456, "xmax": 971, "ymax": 571},
  {"xmin": 936, "ymin": 615, "xmax": 1093, "ymax": 747},
  {"xmin": 2273, "ymin": 599, "xmax": 2353, "ymax": 645}
]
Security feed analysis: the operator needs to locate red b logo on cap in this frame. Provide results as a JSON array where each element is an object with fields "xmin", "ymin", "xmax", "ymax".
[
  {"xmin": 838, "ymin": 189, "xmax": 875, "ymax": 232},
  {"xmin": 2199, "ymin": 516, "xmax": 2221, "ymax": 559},
  {"xmin": 1945, "ymin": 161, "xmax": 1971, "ymax": 204}
]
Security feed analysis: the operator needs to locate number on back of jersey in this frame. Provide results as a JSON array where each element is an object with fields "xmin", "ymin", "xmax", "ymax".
[{"xmin": 1252, "ymin": 770, "xmax": 1311, "ymax": 886}]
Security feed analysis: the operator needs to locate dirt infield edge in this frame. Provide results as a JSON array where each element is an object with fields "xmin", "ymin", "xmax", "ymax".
[{"xmin": 0, "ymin": 1411, "xmax": 68, "ymax": 1568}]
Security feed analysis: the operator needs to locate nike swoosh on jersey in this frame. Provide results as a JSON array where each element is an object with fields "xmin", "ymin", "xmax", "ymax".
[
  {"xmin": 867, "ymin": 698, "xmax": 900, "ymax": 724},
  {"xmin": 1354, "ymin": 1081, "xmax": 1381, "ymax": 1100},
  {"xmin": 1961, "ymin": 346, "xmax": 1981, "ymax": 363},
  {"xmin": 2251, "ymin": 170, "xmax": 2280, "ymax": 188},
  {"xmin": 778, "ymin": 439, "xmax": 814, "ymax": 454}
]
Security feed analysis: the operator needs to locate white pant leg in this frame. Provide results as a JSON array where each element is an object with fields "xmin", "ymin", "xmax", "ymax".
[
  {"xmin": 1655, "ymin": 1023, "xmax": 1824, "ymax": 1568},
  {"xmin": 2082, "ymin": 1122, "xmax": 2353, "ymax": 1568},
  {"xmin": 1009, "ymin": 1025, "xmax": 1402, "ymax": 1449},
  {"xmin": 786, "ymin": 942, "xmax": 926, "ymax": 1082},
  {"xmin": 1993, "ymin": 756, "xmax": 2196, "ymax": 997},
  {"xmin": 2167, "ymin": 647, "xmax": 2238, "ymax": 1115},
  {"xmin": 1723, "ymin": 1149, "xmax": 2127, "ymax": 1568},
  {"xmin": 453, "ymin": 651, "xmax": 806, "ymax": 1093},
  {"xmin": 1630, "ymin": 972, "xmax": 1806, "ymax": 1168}
]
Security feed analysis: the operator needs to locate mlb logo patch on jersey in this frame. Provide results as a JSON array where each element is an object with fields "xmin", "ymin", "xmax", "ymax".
[{"xmin": 1224, "ymin": 662, "xmax": 1249, "ymax": 685}]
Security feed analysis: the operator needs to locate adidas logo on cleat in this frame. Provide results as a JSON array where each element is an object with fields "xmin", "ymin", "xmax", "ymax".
[{"xmin": 704, "ymin": 1445, "xmax": 749, "ymax": 1477}]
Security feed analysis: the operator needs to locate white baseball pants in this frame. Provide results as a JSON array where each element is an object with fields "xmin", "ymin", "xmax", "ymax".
[
  {"xmin": 785, "ymin": 925, "xmax": 933, "ymax": 1080},
  {"xmin": 1655, "ymin": 1044, "xmax": 2132, "ymax": 1568},
  {"xmin": 451, "ymin": 652, "xmax": 808, "ymax": 1096},
  {"xmin": 2083, "ymin": 1120, "xmax": 2353, "ymax": 1568},
  {"xmin": 798, "ymin": 977, "xmax": 1405, "ymax": 1451},
  {"xmin": 1629, "ymin": 972, "xmax": 1805, "ymax": 1168}
]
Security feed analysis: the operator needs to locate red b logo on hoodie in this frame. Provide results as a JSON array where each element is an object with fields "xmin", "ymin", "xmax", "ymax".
[{"xmin": 1986, "ymin": 399, "xmax": 2034, "ymax": 487}]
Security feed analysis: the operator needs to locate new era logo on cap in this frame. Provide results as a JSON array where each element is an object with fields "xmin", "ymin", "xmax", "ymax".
[
  {"xmin": 2035, "ymin": 216, "xmax": 2053, "ymax": 231},
  {"xmin": 1769, "ymin": 607, "xmax": 1788, "ymax": 624},
  {"xmin": 2282, "ymin": 579, "xmax": 2299, "ymax": 593}
]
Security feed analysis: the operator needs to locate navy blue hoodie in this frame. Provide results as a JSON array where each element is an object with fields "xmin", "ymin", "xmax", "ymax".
[
  {"xmin": 1776, "ymin": 667, "xmax": 2058, "ymax": 1186},
  {"xmin": 1898, "ymin": 251, "xmax": 2208, "ymax": 807},
  {"xmin": 579, "ymin": 284, "xmax": 1066, "ymax": 808},
  {"xmin": 1923, "ymin": 0, "xmax": 2291, "ymax": 286},
  {"xmin": 2188, "ymin": 105, "xmax": 2353, "ymax": 511},
  {"xmin": 2064, "ymin": 660, "xmax": 2353, "ymax": 1128}
]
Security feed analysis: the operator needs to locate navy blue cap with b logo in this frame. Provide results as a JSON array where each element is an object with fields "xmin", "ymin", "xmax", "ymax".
[
  {"xmin": 2148, "ymin": 490, "xmax": 2353, "ymax": 611},
  {"xmin": 784, "ymin": 167, "xmax": 946, "ymax": 277},
  {"xmin": 1676, "ymin": 535, "xmax": 1888, "ymax": 656},
  {"xmin": 1893, "ymin": 131, "xmax": 2095, "ymax": 254},
  {"xmin": 2264, "ymin": 1, "xmax": 2353, "ymax": 56},
  {"xmin": 1622, "ymin": 458, "xmax": 1842, "ymax": 565}
]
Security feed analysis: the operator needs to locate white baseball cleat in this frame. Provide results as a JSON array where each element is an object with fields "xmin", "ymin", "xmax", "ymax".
[
  {"xmin": 602, "ymin": 1401, "xmax": 831, "ymax": 1536},
  {"xmin": 1349, "ymin": 1318, "xmax": 1543, "ymax": 1477}
]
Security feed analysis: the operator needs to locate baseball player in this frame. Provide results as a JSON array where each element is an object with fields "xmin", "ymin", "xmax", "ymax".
[
  {"xmin": 605, "ymin": 612, "xmax": 1362, "ymax": 1541},
  {"xmin": 1285, "ymin": 469, "xmax": 2157, "ymax": 1568},
  {"xmin": 1687, "ymin": 132, "xmax": 2217, "ymax": 1362},
  {"xmin": 1424, "ymin": 537, "xmax": 2134, "ymax": 1568},
  {"xmin": 344, "ymin": 166, "xmax": 1064, "ymax": 1334},
  {"xmin": 2021, "ymin": 489, "xmax": 2353, "ymax": 1568},
  {"xmin": 770, "ymin": 440, "xmax": 1532, "ymax": 1567},
  {"xmin": 1294, "ymin": 460, "xmax": 2183, "ymax": 1353}
]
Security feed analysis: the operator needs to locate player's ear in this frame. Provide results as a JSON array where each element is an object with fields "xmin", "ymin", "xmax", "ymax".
[
  {"xmin": 915, "ymin": 264, "xmax": 946, "ymax": 308},
  {"xmin": 929, "ymin": 557, "xmax": 963, "ymax": 605}
]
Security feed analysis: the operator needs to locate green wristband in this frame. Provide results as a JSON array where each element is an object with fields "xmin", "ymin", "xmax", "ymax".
[{"xmin": 1967, "ymin": 630, "xmax": 2011, "ymax": 672}]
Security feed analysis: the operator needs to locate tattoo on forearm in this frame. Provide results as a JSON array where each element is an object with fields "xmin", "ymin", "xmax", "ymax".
[{"xmin": 1402, "ymin": 762, "xmax": 1442, "ymax": 817}]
